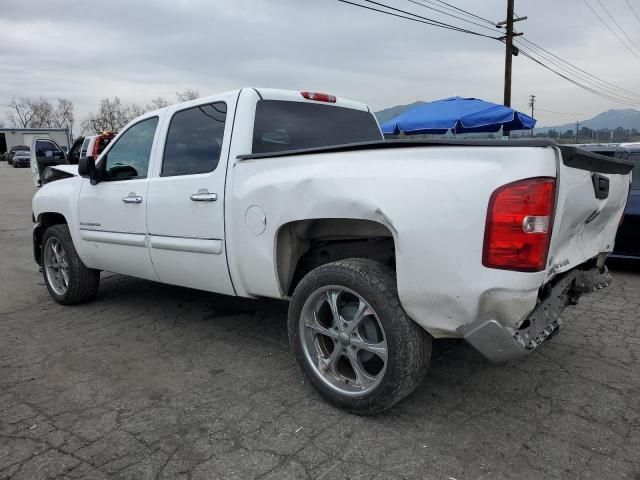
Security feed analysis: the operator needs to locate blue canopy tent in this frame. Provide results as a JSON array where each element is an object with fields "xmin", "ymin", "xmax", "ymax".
[{"xmin": 381, "ymin": 96, "xmax": 536, "ymax": 136}]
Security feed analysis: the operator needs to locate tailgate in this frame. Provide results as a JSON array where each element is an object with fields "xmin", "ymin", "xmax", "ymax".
[{"xmin": 546, "ymin": 146, "xmax": 633, "ymax": 280}]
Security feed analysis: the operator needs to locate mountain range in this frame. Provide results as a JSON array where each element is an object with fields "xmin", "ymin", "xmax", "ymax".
[
  {"xmin": 374, "ymin": 104, "xmax": 640, "ymax": 132},
  {"xmin": 539, "ymin": 109, "xmax": 640, "ymax": 132}
]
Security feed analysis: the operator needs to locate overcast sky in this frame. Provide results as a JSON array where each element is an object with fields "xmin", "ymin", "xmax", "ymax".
[{"xmin": 1, "ymin": 0, "xmax": 639, "ymax": 128}]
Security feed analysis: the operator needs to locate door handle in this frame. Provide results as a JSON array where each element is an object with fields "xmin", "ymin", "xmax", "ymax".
[
  {"xmin": 190, "ymin": 192, "xmax": 217, "ymax": 202},
  {"xmin": 122, "ymin": 194, "xmax": 143, "ymax": 204}
]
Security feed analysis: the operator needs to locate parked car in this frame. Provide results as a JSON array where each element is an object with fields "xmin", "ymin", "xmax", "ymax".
[
  {"xmin": 30, "ymin": 138, "xmax": 66, "ymax": 186},
  {"xmin": 11, "ymin": 149, "xmax": 31, "ymax": 167},
  {"xmin": 574, "ymin": 143, "xmax": 640, "ymax": 259},
  {"xmin": 7, "ymin": 145, "xmax": 29, "ymax": 166},
  {"xmin": 66, "ymin": 137, "xmax": 85, "ymax": 165},
  {"xmin": 31, "ymin": 88, "xmax": 633, "ymax": 414},
  {"xmin": 79, "ymin": 132, "xmax": 116, "ymax": 163},
  {"xmin": 612, "ymin": 144, "xmax": 640, "ymax": 259}
]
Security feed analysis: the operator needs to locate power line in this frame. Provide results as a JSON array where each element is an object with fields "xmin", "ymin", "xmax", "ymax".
[
  {"xmin": 517, "ymin": 37, "xmax": 640, "ymax": 100},
  {"xmin": 361, "ymin": 0, "xmax": 498, "ymax": 36},
  {"xmin": 336, "ymin": 0, "xmax": 640, "ymax": 107},
  {"xmin": 581, "ymin": 0, "xmax": 640, "ymax": 61},
  {"xmin": 517, "ymin": 47, "xmax": 639, "ymax": 106},
  {"xmin": 404, "ymin": 0, "xmax": 499, "ymax": 33},
  {"xmin": 430, "ymin": 0, "xmax": 496, "ymax": 25},
  {"xmin": 593, "ymin": 0, "xmax": 640, "ymax": 53},
  {"xmin": 625, "ymin": 0, "xmax": 640, "ymax": 23},
  {"xmin": 515, "ymin": 39, "xmax": 640, "ymax": 103},
  {"xmin": 336, "ymin": 0, "xmax": 500, "ymax": 39},
  {"xmin": 535, "ymin": 107, "xmax": 585, "ymax": 116}
]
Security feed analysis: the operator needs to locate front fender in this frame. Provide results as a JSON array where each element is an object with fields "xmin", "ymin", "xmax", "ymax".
[{"xmin": 32, "ymin": 177, "xmax": 86, "ymax": 263}]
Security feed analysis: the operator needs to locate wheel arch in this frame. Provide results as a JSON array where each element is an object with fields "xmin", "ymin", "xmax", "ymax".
[
  {"xmin": 274, "ymin": 218, "xmax": 397, "ymax": 296},
  {"xmin": 33, "ymin": 212, "xmax": 68, "ymax": 265}
]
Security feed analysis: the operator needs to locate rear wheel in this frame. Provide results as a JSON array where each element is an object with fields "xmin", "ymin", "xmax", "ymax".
[
  {"xmin": 42, "ymin": 224, "xmax": 100, "ymax": 305},
  {"xmin": 288, "ymin": 258, "xmax": 432, "ymax": 414}
]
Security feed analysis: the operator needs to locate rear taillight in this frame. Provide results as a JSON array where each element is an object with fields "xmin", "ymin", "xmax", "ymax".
[
  {"xmin": 483, "ymin": 177, "xmax": 556, "ymax": 272},
  {"xmin": 301, "ymin": 91, "xmax": 336, "ymax": 103}
]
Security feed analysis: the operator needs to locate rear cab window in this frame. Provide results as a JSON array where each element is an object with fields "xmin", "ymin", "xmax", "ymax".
[{"xmin": 252, "ymin": 100, "xmax": 382, "ymax": 154}]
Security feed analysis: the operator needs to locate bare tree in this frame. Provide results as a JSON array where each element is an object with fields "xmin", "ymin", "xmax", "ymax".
[
  {"xmin": 82, "ymin": 97, "xmax": 132, "ymax": 134},
  {"xmin": 130, "ymin": 103, "xmax": 147, "ymax": 119},
  {"xmin": 54, "ymin": 98, "xmax": 74, "ymax": 129},
  {"xmin": 30, "ymin": 97, "xmax": 55, "ymax": 128},
  {"xmin": 7, "ymin": 97, "xmax": 37, "ymax": 128},
  {"xmin": 176, "ymin": 89, "xmax": 199, "ymax": 102},
  {"xmin": 147, "ymin": 97, "xmax": 169, "ymax": 110},
  {"xmin": 6, "ymin": 96, "xmax": 74, "ymax": 129}
]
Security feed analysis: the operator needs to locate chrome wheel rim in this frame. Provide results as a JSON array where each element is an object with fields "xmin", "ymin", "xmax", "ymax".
[
  {"xmin": 44, "ymin": 238, "xmax": 69, "ymax": 296},
  {"xmin": 299, "ymin": 286, "xmax": 388, "ymax": 396}
]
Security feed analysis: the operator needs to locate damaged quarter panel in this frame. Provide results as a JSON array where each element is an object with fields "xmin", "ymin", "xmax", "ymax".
[
  {"xmin": 545, "ymin": 147, "xmax": 629, "ymax": 280},
  {"xmin": 227, "ymin": 144, "xmax": 557, "ymax": 338}
]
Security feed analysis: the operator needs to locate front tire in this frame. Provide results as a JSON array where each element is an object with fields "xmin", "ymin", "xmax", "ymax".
[
  {"xmin": 41, "ymin": 224, "xmax": 100, "ymax": 305},
  {"xmin": 288, "ymin": 258, "xmax": 432, "ymax": 415}
]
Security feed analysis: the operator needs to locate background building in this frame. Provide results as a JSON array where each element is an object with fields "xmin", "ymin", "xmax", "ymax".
[{"xmin": 0, "ymin": 128, "xmax": 71, "ymax": 154}]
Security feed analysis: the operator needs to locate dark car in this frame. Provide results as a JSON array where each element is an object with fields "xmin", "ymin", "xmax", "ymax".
[
  {"xmin": 612, "ymin": 144, "xmax": 640, "ymax": 259},
  {"xmin": 66, "ymin": 136, "xmax": 85, "ymax": 165},
  {"xmin": 575, "ymin": 143, "xmax": 640, "ymax": 259},
  {"xmin": 7, "ymin": 145, "xmax": 29, "ymax": 166},
  {"xmin": 11, "ymin": 150, "xmax": 31, "ymax": 167}
]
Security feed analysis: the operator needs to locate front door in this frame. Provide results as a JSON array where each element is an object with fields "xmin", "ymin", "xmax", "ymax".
[
  {"xmin": 77, "ymin": 116, "xmax": 160, "ymax": 280},
  {"xmin": 31, "ymin": 138, "xmax": 66, "ymax": 186},
  {"xmin": 146, "ymin": 97, "xmax": 235, "ymax": 295}
]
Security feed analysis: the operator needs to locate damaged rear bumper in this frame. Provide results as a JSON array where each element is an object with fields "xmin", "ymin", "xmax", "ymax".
[{"xmin": 460, "ymin": 266, "xmax": 611, "ymax": 362}]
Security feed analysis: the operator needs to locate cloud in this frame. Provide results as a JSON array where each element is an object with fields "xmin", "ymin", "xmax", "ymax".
[{"xmin": 1, "ymin": 0, "xmax": 638, "ymax": 128}]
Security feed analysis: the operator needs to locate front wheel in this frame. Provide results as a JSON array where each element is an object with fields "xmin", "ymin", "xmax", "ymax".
[
  {"xmin": 288, "ymin": 258, "xmax": 432, "ymax": 415},
  {"xmin": 42, "ymin": 224, "xmax": 100, "ymax": 305}
]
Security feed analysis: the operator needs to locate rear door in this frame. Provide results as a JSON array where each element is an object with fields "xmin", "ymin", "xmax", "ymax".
[
  {"xmin": 31, "ymin": 138, "xmax": 66, "ymax": 186},
  {"xmin": 77, "ymin": 116, "xmax": 161, "ymax": 280},
  {"xmin": 146, "ymin": 94, "xmax": 236, "ymax": 295},
  {"xmin": 546, "ymin": 147, "xmax": 633, "ymax": 278}
]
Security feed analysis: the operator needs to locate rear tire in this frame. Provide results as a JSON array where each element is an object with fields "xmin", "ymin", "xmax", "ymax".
[
  {"xmin": 288, "ymin": 258, "xmax": 432, "ymax": 415},
  {"xmin": 41, "ymin": 224, "xmax": 100, "ymax": 305}
]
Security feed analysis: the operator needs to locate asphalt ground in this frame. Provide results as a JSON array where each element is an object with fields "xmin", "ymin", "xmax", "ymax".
[{"xmin": 1, "ymin": 161, "xmax": 639, "ymax": 479}]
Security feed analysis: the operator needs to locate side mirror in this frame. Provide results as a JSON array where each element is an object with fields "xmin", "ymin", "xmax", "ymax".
[{"xmin": 78, "ymin": 156, "xmax": 100, "ymax": 184}]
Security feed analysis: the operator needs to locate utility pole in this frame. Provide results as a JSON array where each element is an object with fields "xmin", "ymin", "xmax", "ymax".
[
  {"xmin": 576, "ymin": 121, "xmax": 580, "ymax": 144},
  {"xmin": 497, "ymin": 0, "xmax": 526, "ymax": 137},
  {"xmin": 528, "ymin": 94, "xmax": 535, "ymax": 137}
]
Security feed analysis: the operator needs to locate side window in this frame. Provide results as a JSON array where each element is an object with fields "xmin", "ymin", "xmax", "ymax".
[
  {"xmin": 35, "ymin": 140, "xmax": 62, "ymax": 158},
  {"xmin": 80, "ymin": 138, "xmax": 90, "ymax": 157},
  {"xmin": 104, "ymin": 117, "xmax": 158, "ymax": 181},
  {"xmin": 161, "ymin": 102, "xmax": 227, "ymax": 177}
]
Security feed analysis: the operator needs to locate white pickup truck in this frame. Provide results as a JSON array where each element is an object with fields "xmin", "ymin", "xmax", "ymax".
[{"xmin": 32, "ymin": 88, "xmax": 633, "ymax": 413}]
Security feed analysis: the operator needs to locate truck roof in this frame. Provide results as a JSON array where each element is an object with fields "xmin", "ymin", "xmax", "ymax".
[{"xmin": 145, "ymin": 88, "xmax": 371, "ymax": 115}]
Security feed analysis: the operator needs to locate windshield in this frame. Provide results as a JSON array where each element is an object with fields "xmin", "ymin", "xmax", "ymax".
[{"xmin": 252, "ymin": 100, "xmax": 382, "ymax": 154}]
